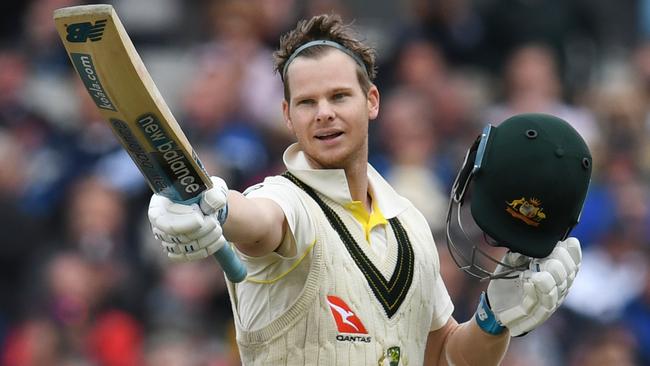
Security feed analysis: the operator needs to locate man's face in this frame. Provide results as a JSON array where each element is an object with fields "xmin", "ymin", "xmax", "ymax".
[{"xmin": 282, "ymin": 49, "xmax": 379, "ymax": 169}]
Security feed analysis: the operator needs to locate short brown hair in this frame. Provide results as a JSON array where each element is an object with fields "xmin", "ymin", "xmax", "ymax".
[{"xmin": 273, "ymin": 14, "xmax": 377, "ymax": 101}]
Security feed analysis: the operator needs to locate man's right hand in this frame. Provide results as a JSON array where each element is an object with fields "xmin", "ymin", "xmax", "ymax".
[{"xmin": 148, "ymin": 177, "xmax": 229, "ymax": 261}]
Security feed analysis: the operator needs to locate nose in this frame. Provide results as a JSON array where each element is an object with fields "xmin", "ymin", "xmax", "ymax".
[{"xmin": 315, "ymin": 101, "xmax": 335, "ymax": 122}]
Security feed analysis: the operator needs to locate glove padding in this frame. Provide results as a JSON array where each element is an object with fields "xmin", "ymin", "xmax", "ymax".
[
  {"xmin": 148, "ymin": 177, "xmax": 229, "ymax": 262},
  {"xmin": 486, "ymin": 237, "xmax": 581, "ymax": 336}
]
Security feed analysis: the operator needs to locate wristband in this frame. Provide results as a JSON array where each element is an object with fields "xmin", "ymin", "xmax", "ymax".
[{"xmin": 475, "ymin": 292, "xmax": 505, "ymax": 335}]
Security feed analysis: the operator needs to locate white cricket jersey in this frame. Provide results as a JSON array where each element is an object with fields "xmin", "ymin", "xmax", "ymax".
[{"xmin": 227, "ymin": 144, "xmax": 454, "ymax": 365}]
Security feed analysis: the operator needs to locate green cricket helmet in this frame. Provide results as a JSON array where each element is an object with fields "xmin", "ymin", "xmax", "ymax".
[{"xmin": 446, "ymin": 113, "xmax": 592, "ymax": 280}]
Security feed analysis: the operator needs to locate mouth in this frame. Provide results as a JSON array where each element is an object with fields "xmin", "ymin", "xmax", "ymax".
[{"xmin": 315, "ymin": 131, "xmax": 344, "ymax": 140}]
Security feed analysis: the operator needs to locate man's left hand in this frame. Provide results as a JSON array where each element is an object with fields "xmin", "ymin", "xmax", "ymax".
[{"xmin": 486, "ymin": 237, "xmax": 581, "ymax": 336}]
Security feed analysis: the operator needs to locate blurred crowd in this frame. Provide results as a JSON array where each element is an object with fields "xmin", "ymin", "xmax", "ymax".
[{"xmin": 1, "ymin": 0, "xmax": 650, "ymax": 365}]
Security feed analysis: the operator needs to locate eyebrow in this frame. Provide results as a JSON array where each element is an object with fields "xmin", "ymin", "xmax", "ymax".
[
  {"xmin": 293, "ymin": 86, "xmax": 356, "ymax": 101},
  {"xmin": 330, "ymin": 87, "xmax": 354, "ymax": 94}
]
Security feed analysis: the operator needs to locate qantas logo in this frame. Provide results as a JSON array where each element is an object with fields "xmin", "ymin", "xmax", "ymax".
[{"xmin": 327, "ymin": 296, "xmax": 371, "ymax": 343}]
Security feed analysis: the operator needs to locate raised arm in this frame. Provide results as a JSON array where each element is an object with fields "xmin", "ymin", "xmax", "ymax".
[
  {"xmin": 425, "ymin": 238, "xmax": 581, "ymax": 365},
  {"xmin": 221, "ymin": 190, "xmax": 287, "ymax": 257},
  {"xmin": 424, "ymin": 317, "xmax": 509, "ymax": 366}
]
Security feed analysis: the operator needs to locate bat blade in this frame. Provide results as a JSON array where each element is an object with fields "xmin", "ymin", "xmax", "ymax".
[
  {"xmin": 54, "ymin": 4, "xmax": 208, "ymax": 204},
  {"xmin": 54, "ymin": 4, "xmax": 246, "ymax": 282}
]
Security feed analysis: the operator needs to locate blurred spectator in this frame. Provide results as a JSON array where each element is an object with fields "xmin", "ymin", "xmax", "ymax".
[
  {"xmin": 567, "ymin": 325, "xmax": 639, "ymax": 366},
  {"xmin": 480, "ymin": 0, "xmax": 575, "ymax": 70},
  {"xmin": 3, "ymin": 251, "xmax": 143, "ymax": 365},
  {"xmin": 146, "ymin": 260, "xmax": 227, "ymax": 331},
  {"xmin": 63, "ymin": 175, "xmax": 129, "ymax": 263},
  {"xmin": 22, "ymin": 0, "xmax": 80, "ymax": 74},
  {"xmin": 400, "ymin": 0, "xmax": 486, "ymax": 65},
  {"xmin": 586, "ymin": 71, "xmax": 645, "ymax": 174},
  {"xmin": 144, "ymin": 260, "xmax": 235, "ymax": 364},
  {"xmin": 569, "ymin": 181, "xmax": 618, "ymax": 249},
  {"xmin": 1, "ymin": 317, "xmax": 61, "ymax": 366},
  {"xmin": 0, "ymin": 130, "xmax": 49, "ymax": 325},
  {"xmin": 203, "ymin": 0, "xmax": 285, "ymax": 131},
  {"xmin": 0, "ymin": 47, "xmax": 54, "ymax": 152},
  {"xmin": 304, "ymin": 0, "xmax": 350, "ymax": 20},
  {"xmin": 42, "ymin": 174, "xmax": 149, "ymax": 316},
  {"xmin": 254, "ymin": 0, "xmax": 299, "ymax": 48},
  {"xmin": 112, "ymin": 0, "xmax": 187, "ymax": 44},
  {"xmin": 387, "ymin": 38, "xmax": 448, "ymax": 100},
  {"xmin": 373, "ymin": 87, "xmax": 447, "ymax": 231},
  {"xmin": 180, "ymin": 50, "xmax": 243, "ymax": 144},
  {"xmin": 570, "ymin": 60, "xmax": 650, "ymax": 245},
  {"xmin": 180, "ymin": 49, "xmax": 271, "ymax": 190},
  {"xmin": 0, "ymin": 46, "xmax": 70, "ymax": 216},
  {"xmin": 380, "ymin": 38, "xmax": 484, "ymax": 180},
  {"xmin": 0, "ymin": 3, "xmax": 30, "ymax": 41},
  {"xmin": 484, "ymin": 43, "xmax": 601, "ymax": 149},
  {"xmin": 565, "ymin": 220, "xmax": 648, "ymax": 321},
  {"xmin": 21, "ymin": 0, "xmax": 82, "ymax": 125},
  {"xmin": 144, "ymin": 331, "xmax": 212, "ymax": 366},
  {"xmin": 623, "ymin": 252, "xmax": 650, "ymax": 365},
  {"xmin": 631, "ymin": 42, "xmax": 650, "ymax": 177},
  {"xmin": 57, "ymin": 77, "xmax": 144, "ymax": 197}
]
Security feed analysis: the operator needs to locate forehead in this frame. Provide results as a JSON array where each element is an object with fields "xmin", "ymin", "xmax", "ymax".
[{"xmin": 286, "ymin": 49, "xmax": 360, "ymax": 97}]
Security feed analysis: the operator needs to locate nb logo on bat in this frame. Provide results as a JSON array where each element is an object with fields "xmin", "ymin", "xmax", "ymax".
[{"xmin": 65, "ymin": 19, "xmax": 107, "ymax": 42}]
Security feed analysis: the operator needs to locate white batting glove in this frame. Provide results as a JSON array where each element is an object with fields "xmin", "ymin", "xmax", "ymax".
[
  {"xmin": 148, "ymin": 177, "xmax": 229, "ymax": 262},
  {"xmin": 484, "ymin": 237, "xmax": 581, "ymax": 336}
]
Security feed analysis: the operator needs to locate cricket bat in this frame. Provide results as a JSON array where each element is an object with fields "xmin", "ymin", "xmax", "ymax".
[{"xmin": 53, "ymin": 4, "xmax": 247, "ymax": 282}]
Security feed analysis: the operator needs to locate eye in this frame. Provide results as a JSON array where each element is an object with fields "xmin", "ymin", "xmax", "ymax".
[
  {"xmin": 332, "ymin": 93, "xmax": 347, "ymax": 101},
  {"xmin": 297, "ymin": 99, "xmax": 315, "ymax": 106}
]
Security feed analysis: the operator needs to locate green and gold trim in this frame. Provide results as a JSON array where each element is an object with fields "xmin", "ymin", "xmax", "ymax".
[{"xmin": 282, "ymin": 172, "xmax": 414, "ymax": 318}]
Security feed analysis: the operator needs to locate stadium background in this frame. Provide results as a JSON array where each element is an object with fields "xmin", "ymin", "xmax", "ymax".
[{"xmin": 0, "ymin": 0, "xmax": 648, "ymax": 364}]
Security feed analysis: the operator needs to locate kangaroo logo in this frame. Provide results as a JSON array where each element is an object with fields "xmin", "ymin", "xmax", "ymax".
[
  {"xmin": 327, "ymin": 295, "xmax": 367, "ymax": 334},
  {"xmin": 65, "ymin": 19, "xmax": 107, "ymax": 42}
]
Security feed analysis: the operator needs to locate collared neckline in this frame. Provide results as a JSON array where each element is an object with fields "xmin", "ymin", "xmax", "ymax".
[
  {"xmin": 282, "ymin": 143, "xmax": 410, "ymax": 218},
  {"xmin": 345, "ymin": 198, "xmax": 388, "ymax": 242}
]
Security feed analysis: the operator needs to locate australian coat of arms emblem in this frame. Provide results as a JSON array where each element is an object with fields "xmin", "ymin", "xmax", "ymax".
[{"xmin": 505, "ymin": 197, "xmax": 547, "ymax": 227}]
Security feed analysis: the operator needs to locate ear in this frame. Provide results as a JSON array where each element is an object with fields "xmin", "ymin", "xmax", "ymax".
[
  {"xmin": 367, "ymin": 85, "xmax": 380, "ymax": 120},
  {"xmin": 282, "ymin": 99, "xmax": 294, "ymax": 134}
]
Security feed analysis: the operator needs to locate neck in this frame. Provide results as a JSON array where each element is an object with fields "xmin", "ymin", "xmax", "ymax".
[
  {"xmin": 300, "ymin": 141, "xmax": 371, "ymax": 210},
  {"xmin": 345, "ymin": 161, "xmax": 370, "ymax": 211}
]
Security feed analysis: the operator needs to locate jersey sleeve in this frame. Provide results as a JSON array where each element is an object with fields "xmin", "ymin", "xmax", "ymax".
[
  {"xmin": 233, "ymin": 176, "xmax": 318, "ymax": 329},
  {"xmin": 407, "ymin": 205, "xmax": 455, "ymax": 332},
  {"xmin": 237, "ymin": 176, "xmax": 317, "ymax": 280},
  {"xmin": 429, "ymin": 273, "xmax": 455, "ymax": 331}
]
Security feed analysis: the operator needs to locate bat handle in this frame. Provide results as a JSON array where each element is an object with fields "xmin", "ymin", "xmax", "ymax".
[
  {"xmin": 213, "ymin": 245, "xmax": 247, "ymax": 282},
  {"xmin": 194, "ymin": 193, "xmax": 247, "ymax": 283}
]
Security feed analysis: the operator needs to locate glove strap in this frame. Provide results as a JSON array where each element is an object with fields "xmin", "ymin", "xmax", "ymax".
[
  {"xmin": 475, "ymin": 292, "xmax": 505, "ymax": 335},
  {"xmin": 216, "ymin": 203, "xmax": 229, "ymax": 225}
]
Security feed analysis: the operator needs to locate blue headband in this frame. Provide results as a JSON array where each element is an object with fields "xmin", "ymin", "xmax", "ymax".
[{"xmin": 281, "ymin": 40, "xmax": 368, "ymax": 81}]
